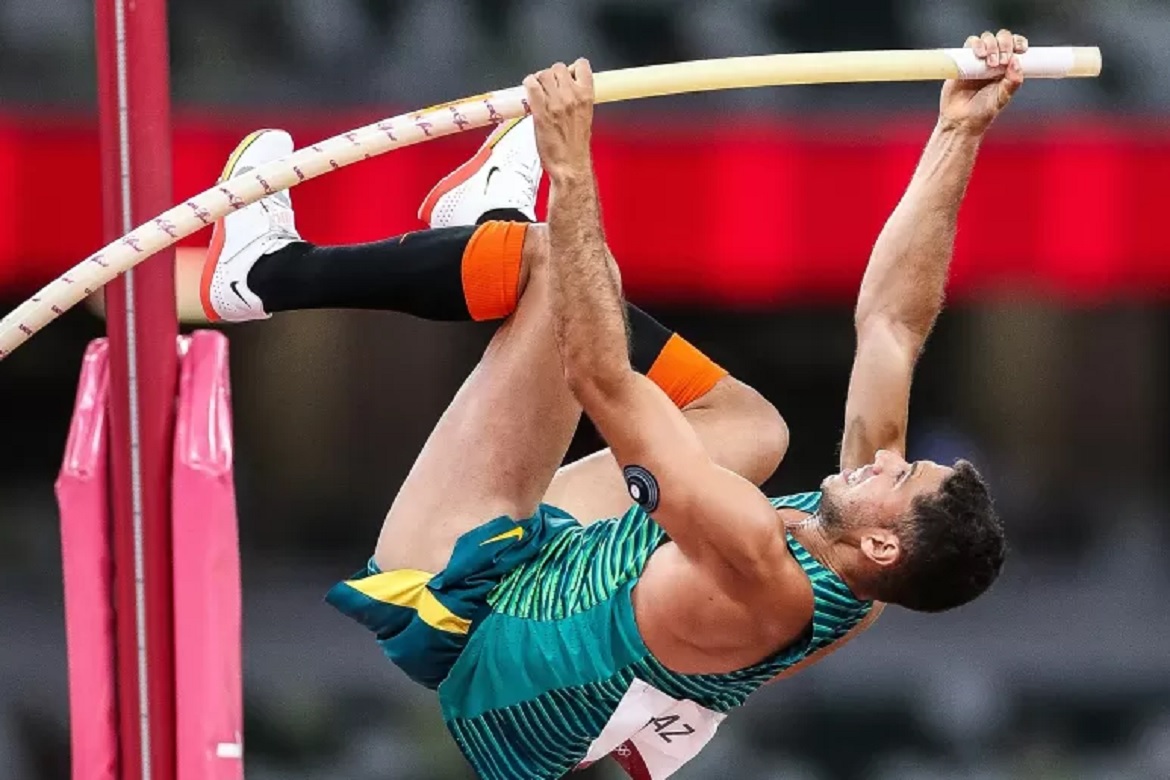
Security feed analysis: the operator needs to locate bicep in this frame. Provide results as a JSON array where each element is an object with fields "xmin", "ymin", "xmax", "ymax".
[
  {"xmin": 840, "ymin": 320, "xmax": 920, "ymax": 470},
  {"xmin": 575, "ymin": 371, "xmax": 788, "ymax": 591}
]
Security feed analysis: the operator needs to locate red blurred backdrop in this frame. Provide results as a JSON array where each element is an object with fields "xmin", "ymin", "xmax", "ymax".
[{"xmin": 2, "ymin": 111, "xmax": 1168, "ymax": 305}]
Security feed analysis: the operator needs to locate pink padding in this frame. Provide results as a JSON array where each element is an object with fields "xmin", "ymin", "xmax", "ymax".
[
  {"xmin": 172, "ymin": 331, "xmax": 244, "ymax": 780},
  {"xmin": 55, "ymin": 338, "xmax": 118, "ymax": 780}
]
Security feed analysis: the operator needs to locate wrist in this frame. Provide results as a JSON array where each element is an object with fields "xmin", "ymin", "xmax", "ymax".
[
  {"xmin": 547, "ymin": 158, "xmax": 594, "ymax": 187},
  {"xmin": 935, "ymin": 116, "xmax": 988, "ymax": 143}
]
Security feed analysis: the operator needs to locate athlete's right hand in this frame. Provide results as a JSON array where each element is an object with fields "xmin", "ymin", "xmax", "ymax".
[
  {"xmin": 939, "ymin": 30, "xmax": 1026, "ymax": 135},
  {"xmin": 524, "ymin": 59, "xmax": 595, "ymax": 181}
]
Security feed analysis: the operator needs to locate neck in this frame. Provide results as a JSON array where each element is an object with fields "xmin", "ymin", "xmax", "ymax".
[{"xmin": 785, "ymin": 513, "xmax": 868, "ymax": 600}]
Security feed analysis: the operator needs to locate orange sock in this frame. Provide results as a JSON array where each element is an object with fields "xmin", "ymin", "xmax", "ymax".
[
  {"xmin": 461, "ymin": 220, "xmax": 526, "ymax": 321},
  {"xmin": 646, "ymin": 333, "xmax": 729, "ymax": 409},
  {"xmin": 459, "ymin": 229, "xmax": 725, "ymax": 407}
]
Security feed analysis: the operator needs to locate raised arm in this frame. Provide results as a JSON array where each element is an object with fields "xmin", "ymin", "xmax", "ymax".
[
  {"xmin": 841, "ymin": 31, "xmax": 1027, "ymax": 470},
  {"xmin": 524, "ymin": 61, "xmax": 800, "ymax": 600}
]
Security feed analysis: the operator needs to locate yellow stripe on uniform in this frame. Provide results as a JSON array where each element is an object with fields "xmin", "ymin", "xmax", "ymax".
[{"xmin": 345, "ymin": 570, "xmax": 472, "ymax": 635}]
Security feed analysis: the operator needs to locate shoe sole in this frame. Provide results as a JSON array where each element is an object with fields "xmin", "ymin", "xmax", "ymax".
[
  {"xmin": 199, "ymin": 129, "xmax": 276, "ymax": 323},
  {"xmin": 417, "ymin": 117, "xmax": 524, "ymax": 226}
]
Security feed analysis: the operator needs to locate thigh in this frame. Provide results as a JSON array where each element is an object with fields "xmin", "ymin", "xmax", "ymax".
[
  {"xmin": 376, "ymin": 264, "xmax": 582, "ymax": 573},
  {"xmin": 544, "ymin": 377, "xmax": 786, "ymax": 522}
]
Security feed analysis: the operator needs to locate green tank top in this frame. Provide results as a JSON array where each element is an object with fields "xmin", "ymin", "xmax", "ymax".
[{"xmin": 438, "ymin": 492, "xmax": 872, "ymax": 780}]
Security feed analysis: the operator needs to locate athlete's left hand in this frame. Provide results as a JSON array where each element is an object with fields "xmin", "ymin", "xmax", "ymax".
[
  {"xmin": 524, "ymin": 58, "xmax": 595, "ymax": 180},
  {"xmin": 939, "ymin": 30, "xmax": 1027, "ymax": 135}
]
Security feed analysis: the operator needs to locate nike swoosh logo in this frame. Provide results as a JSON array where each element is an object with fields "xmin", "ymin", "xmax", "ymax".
[
  {"xmin": 229, "ymin": 281, "xmax": 250, "ymax": 306},
  {"xmin": 480, "ymin": 526, "xmax": 524, "ymax": 546},
  {"xmin": 484, "ymin": 166, "xmax": 501, "ymax": 193}
]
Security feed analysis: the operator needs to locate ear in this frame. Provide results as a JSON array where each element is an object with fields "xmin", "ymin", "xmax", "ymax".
[{"xmin": 860, "ymin": 529, "xmax": 901, "ymax": 568}]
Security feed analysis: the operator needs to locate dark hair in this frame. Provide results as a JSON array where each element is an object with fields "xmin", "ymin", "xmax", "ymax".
[{"xmin": 873, "ymin": 460, "xmax": 1005, "ymax": 613}]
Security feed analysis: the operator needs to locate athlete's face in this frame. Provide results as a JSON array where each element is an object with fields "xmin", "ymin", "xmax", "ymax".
[{"xmin": 819, "ymin": 450, "xmax": 953, "ymax": 565}]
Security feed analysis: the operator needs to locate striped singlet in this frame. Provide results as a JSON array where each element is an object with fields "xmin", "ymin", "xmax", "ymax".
[{"xmin": 436, "ymin": 492, "xmax": 873, "ymax": 779}]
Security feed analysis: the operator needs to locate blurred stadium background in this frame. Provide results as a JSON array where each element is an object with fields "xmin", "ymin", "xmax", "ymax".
[{"xmin": 2, "ymin": 1, "xmax": 1170, "ymax": 778}]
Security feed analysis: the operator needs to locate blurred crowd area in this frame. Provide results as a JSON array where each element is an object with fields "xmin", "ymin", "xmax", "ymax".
[
  {"xmin": 2, "ymin": 1, "xmax": 1170, "ymax": 779},
  {"xmin": 3, "ymin": 307, "xmax": 1169, "ymax": 780},
  {"xmin": 0, "ymin": 0, "xmax": 1163, "ymax": 110}
]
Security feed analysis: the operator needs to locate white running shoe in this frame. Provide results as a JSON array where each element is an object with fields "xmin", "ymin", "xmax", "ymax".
[
  {"xmin": 418, "ymin": 117, "xmax": 543, "ymax": 228},
  {"xmin": 199, "ymin": 129, "xmax": 300, "ymax": 323}
]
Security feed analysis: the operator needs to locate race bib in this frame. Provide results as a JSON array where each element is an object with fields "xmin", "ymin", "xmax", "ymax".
[{"xmin": 575, "ymin": 678, "xmax": 726, "ymax": 780}]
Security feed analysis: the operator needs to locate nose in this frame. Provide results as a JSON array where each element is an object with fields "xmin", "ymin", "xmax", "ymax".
[{"xmin": 875, "ymin": 449, "xmax": 906, "ymax": 471}]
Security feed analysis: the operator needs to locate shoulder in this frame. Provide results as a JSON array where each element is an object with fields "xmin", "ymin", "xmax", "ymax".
[{"xmin": 768, "ymin": 491, "xmax": 823, "ymax": 513}]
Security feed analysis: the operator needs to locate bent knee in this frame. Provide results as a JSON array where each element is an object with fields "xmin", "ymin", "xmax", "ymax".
[
  {"xmin": 738, "ymin": 386, "xmax": 789, "ymax": 480},
  {"xmin": 695, "ymin": 377, "xmax": 789, "ymax": 483}
]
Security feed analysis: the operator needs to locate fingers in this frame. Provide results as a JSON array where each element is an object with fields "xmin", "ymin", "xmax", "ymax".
[
  {"xmin": 523, "ymin": 73, "xmax": 545, "ymax": 117},
  {"xmin": 969, "ymin": 29, "xmax": 1029, "ymax": 72},
  {"xmin": 998, "ymin": 56, "xmax": 1024, "ymax": 106},
  {"xmin": 571, "ymin": 57, "xmax": 595, "ymax": 97},
  {"xmin": 541, "ymin": 63, "xmax": 569, "ymax": 114},
  {"xmin": 995, "ymin": 29, "xmax": 1014, "ymax": 64},
  {"xmin": 527, "ymin": 63, "xmax": 570, "ymax": 123},
  {"xmin": 979, "ymin": 31, "xmax": 999, "ymax": 66},
  {"xmin": 525, "ymin": 58, "xmax": 596, "ymax": 178},
  {"xmin": 538, "ymin": 65, "xmax": 560, "ymax": 96},
  {"xmin": 527, "ymin": 59, "xmax": 595, "ymax": 113},
  {"xmin": 949, "ymin": 30, "xmax": 1027, "ymax": 130},
  {"xmin": 551, "ymin": 61, "xmax": 572, "ymax": 99}
]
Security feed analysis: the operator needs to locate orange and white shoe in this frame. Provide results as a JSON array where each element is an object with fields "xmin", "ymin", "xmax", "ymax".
[
  {"xmin": 199, "ymin": 129, "xmax": 300, "ymax": 323},
  {"xmin": 418, "ymin": 117, "xmax": 542, "ymax": 228}
]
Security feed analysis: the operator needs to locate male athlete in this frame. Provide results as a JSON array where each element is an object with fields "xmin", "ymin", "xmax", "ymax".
[{"xmin": 200, "ymin": 30, "xmax": 1024, "ymax": 780}]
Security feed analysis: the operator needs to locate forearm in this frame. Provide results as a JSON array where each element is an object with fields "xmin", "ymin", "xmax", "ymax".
[
  {"xmin": 547, "ymin": 168, "xmax": 632, "ymax": 390},
  {"xmin": 854, "ymin": 121, "xmax": 983, "ymax": 338}
]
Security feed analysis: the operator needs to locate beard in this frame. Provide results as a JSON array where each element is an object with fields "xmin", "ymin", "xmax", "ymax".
[{"xmin": 817, "ymin": 487, "xmax": 850, "ymax": 533}]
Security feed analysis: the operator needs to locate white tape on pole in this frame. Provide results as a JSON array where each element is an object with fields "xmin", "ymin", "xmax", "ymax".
[{"xmin": 943, "ymin": 47, "xmax": 1079, "ymax": 79}]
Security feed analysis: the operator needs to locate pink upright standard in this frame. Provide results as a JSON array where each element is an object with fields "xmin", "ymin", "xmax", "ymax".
[{"xmin": 172, "ymin": 331, "xmax": 244, "ymax": 780}]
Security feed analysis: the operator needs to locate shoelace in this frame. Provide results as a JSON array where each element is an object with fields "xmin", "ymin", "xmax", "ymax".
[{"xmin": 512, "ymin": 157, "xmax": 543, "ymax": 208}]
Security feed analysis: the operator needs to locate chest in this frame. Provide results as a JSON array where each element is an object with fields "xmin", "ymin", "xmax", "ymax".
[{"xmin": 632, "ymin": 543, "xmax": 810, "ymax": 675}]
